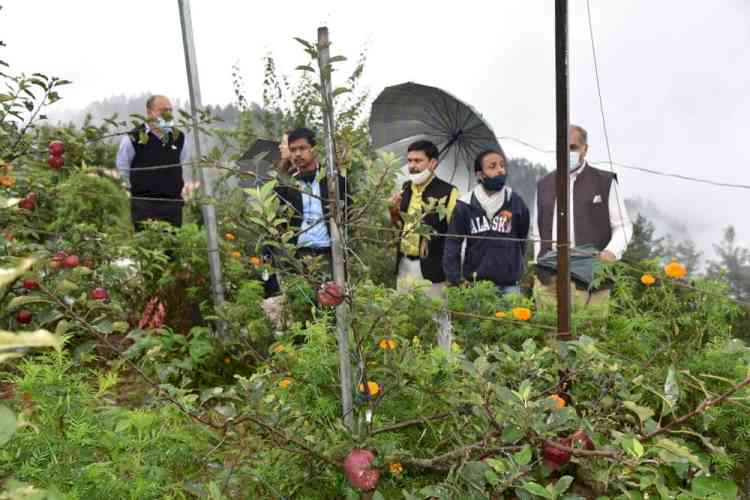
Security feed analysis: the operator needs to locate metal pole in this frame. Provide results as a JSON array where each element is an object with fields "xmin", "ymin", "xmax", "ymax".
[
  {"xmin": 177, "ymin": 0, "xmax": 226, "ymax": 316},
  {"xmin": 555, "ymin": 0, "xmax": 572, "ymax": 338},
  {"xmin": 317, "ymin": 26, "xmax": 354, "ymax": 430}
]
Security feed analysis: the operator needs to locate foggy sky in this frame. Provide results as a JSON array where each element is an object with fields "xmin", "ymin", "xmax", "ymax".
[{"xmin": 2, "ymin": 1, "xmax": 749, "ymax": 257}]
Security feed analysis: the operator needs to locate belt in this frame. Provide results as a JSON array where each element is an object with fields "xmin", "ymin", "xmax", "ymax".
[{"xmin": 404, "ymin": 254, "xmax": 420, "ymax": 261}]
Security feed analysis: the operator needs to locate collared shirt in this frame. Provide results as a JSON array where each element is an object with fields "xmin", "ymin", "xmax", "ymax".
[
  {"xmin": 400, "ymin": 175, "xmax": 459, "ymax": 256},
  {"xmin": 297, "ymin": 174, "xmax": 331, "ymax": 249},
  {"xmin": 532, "ymin": 161, "xmax": 632, "ymax": 260},
  {"xmin": 115, "ymin": 124, "xmax": 189, "ymax": 186}
]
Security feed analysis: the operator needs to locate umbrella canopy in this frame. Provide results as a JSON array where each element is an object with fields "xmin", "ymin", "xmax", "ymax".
[
  {"xmin": 536, "ymin": 244, "xmax": 603, "ymax": 289},
  {"xmin": 237, "ymin": 139, "xmax": 281, "ymax": 188},
  {"xmin": 369, "ymin": 82, "xmax": 503, "ymax": 192}
]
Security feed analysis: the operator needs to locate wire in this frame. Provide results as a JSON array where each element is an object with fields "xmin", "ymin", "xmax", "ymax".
[
  {"xmin": 585, "ymin": 0, "xmax": 629, "ymax": 252},
  {"xmin": 499, "ymin": 135, "xmax": 750, "ymax": 191}
]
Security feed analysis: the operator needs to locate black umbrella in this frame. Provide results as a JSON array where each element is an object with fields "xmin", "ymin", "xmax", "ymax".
[
  {"xmin": 369, "ymin": 82, "xmax": 503, "ymax": 192},
  {"xmin": 237, "ymin": 139, "xmax": 281, "ymax": 188},
  {"xmin": 536, "ymin": 244, "xmax": 602, "ymax": 289}
]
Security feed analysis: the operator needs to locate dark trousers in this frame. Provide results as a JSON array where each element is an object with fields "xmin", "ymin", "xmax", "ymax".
[{"xmin": 131, "ymin": 198, "xmax": 184, "ymax": 232}]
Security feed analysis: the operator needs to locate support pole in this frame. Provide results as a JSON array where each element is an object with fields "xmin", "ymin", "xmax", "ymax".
[
  {"xmin": 177, "ymin": 0, "xmax": 226, "ymax": 320},
  {"xmin": 317, "ymin": 27, "xmax": 354, "ymax": 429},
  {"xmin": 555, "ymin": 0, "xmax": 572, "ymax": 338}
]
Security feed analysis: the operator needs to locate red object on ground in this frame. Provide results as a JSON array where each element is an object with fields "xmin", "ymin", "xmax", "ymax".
[{"xmin": 90, "ymin": 288, "xmax": 108, "ymax": 301}]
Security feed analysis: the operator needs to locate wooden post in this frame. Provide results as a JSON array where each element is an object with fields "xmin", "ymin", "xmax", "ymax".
[
  {"xmin": 555, "ymin": 0, "xmax": 572, "ymax": 338},
  {"xmin": 317, "ymin": 26, "xmax": 354, "ymax": 429}
]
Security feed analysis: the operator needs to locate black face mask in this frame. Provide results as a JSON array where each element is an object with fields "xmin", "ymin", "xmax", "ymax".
[
  {"xmin": 482, "ymin": 174, "xmax": 506, "ymax": 192},
  {"xmin": 298, "ymin": 170, "xmax": 317, "ymax": 184}
]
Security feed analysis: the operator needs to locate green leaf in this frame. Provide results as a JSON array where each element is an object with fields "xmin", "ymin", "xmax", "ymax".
[
  {"xmin": 655, "ymin": 438, "xmax": 705, "ymax": 470},
  {"xmin": 690, "ymin": 476, "xmax": 738, "ymax": 499},
  {"xmin": 292, "ymin": 37, "xmax": 313, "ymax": 49},
  {"xmin": 112, "ymin": 321, "xmax": 130, "ymax": 333},
  {"xmin": 555, "ymin": 476, "xmax": 574, "ymax": 496},
  {"xmin": 94, "ymin": 321, "xmax": 113, "ymax": 335},
  {"xmin": 0, "ymin": 195, "xmax": 22, "ymax": 208},
  {"xmin": 295, "ymin": 65, "xmax": 316, "ymax": 73},
  {"xmin": 523, "ymin": 482, "xmax": 556, "ymax": 499},
  {"xmin": 0, "ymin": 329, "xmax": 61, "ymax": 363},
  {"xmin": 621, "ymin": 436, "xmax": 644, "ymax": 458},
  {"xmin": 0, "ymin": 404, "xmax": 17, "ymax": 446},
  {"xmin": 332, "ymin": 87, "xmax": 351, "ymax": 98},
  {"xmin": 513, "ymin": 445, "xmax": 533, "ymax": 466},
  {"xmin": 664, "ymin": 366, "xmax": 680, "ymax": 415},
  {"xmin": 0, "ymin": 257, "xmax": 34, "ymax": 288},
  {"xmin": 372, "ymin": 492, "xmax": 386, "ymax": 500},
  {"xmin": 623, "ymin": 401, "xmax": 655, "ymax": 423},
  {"xmin": 328, "ymin": 55, "xmax": 347, "ymax": 63},
  {"xmin": 7, "ymin": 295, "xmax": 54, "ymax": 311}
]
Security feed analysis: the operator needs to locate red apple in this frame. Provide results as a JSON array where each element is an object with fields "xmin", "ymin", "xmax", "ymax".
[
  {"xmin": 48, "ymin": 155, "xmax": 64, "ymax": 170},
  {"xmin": 48, "ymin": 140, "xmax": 64, "ymax": 156},
  {"xmin": 90, "ymin": 287, "xmax": 108, "ymax": 301},
  {"xmin": 569, "ymin": 429, "xmax": 595, "ymax": 451},
  {"xmin": 16, "ymin": 309, "xmax": 32, "ymax": 324},
  {"xmin": 318, "ymin": 281, "xmax": 344, "ymax": 307},
  {"xmin": 22, "ymin": 279, "xmax": 39, "ymax": 291},
  {"xmin": 543, "ymin": 438, "xmax": 572, "ymax": 470},
  {"xmin": 343, "ymin": 449, "xmax": 380, "ymax": 492},
  {"xmin": 18, "ymin": 193, "xmax": 37, "ymax": 210},
  {"xmin": 63, "ymin": 255, "xmax": 80, "ymax": 269}
]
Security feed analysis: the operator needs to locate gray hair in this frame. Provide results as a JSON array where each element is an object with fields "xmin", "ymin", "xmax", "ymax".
[{"xmin": 570, "ymin": 124, "xmax": 588, "ymax": 145}]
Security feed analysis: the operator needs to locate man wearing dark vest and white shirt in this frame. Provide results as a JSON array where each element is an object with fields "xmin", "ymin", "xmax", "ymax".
[
  {"xmin": 389, "ymin": 140, "xmax": 458, "ymax": 350},
  {"xmin": 116, "ymin": 95, "xmax": 189, "ymax": 231},
  {"xmin": 532, "ymin": 124, "xmax": 632, "ymax": 312}
]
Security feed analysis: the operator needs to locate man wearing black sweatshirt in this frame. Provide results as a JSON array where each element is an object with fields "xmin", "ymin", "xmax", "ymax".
[{"xmin": 443, "ymin": 149, "xmax": 530, "ymax": 294}]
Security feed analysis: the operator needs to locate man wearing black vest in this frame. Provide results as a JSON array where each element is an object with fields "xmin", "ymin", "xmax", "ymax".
[
  {"xmin": 264, "ymin": 127, "xmax": 347, "ymax": 297},
  {"xmin": 443, "ymin": 149, "xmax": 530, "ymax": 294},
  {"xmin": 116, "ymin": 95, "xmax": 188, "ymax": 231},
  {"xmin": 532, "ymin": 124, "xmax": 632, "ymax": 312},
  {"xmin": 389, "ymin": 140, "xmax": 458, "ymax": 350}
]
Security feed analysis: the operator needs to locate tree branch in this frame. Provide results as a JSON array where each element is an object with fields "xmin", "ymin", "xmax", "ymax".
[
  {"xmin": 642, "ymin": 372, "xmax": 750, "ymax": 440},
  {"xmin": 371, "ymin": 412, "xmax": 452, "ymax": 436}
]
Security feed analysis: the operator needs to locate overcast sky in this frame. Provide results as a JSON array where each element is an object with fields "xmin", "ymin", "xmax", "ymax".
[{"xmin": 2, "ymin": 1, "xmax": 749, "ymax": 256}]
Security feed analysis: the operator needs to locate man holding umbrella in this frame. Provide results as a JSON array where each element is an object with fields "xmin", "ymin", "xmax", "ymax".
[
  {"xmin": 389, "ymin": 140, "xmax": 459, "ymax": 350},
  {"xmin": 443, "ymin": 149, "xmax": 530, "ymax": 294},
  {"xmin": 532, "ymin": 124, "xmax": 632, "ymax": 313}
]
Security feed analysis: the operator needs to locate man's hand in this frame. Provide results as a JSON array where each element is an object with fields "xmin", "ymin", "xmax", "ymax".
[
  {"xmin": 599, "ymin": 250, "xmax": 616, "ymax": 262},
  {"xmin": 182, "ymin": 181, "xmax": 200, "ymax": 200},
  {"xmin": 388, "ymin": 192, "xmax": 402, "ymax": 225},
  {"xmin": 278, "ymin": 134, "xmax": 292, "ymax": 174}
]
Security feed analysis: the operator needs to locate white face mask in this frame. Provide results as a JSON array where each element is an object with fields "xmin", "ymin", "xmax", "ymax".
[
  {"xmin": 569, "ymin": 151, "xmax": 582, "ymax": 172},
  {"xmin": 156, "ymin": 117, "xmax": 174, "ymax": 134},
  {"xmin": 409, "ymin": 169, "xmax": 433, "ymax": 185}
]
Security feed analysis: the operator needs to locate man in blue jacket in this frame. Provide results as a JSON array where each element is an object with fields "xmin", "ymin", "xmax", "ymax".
[{"xmin": 443, "ymin": 149, "xmax": 530, "ymax": 294}]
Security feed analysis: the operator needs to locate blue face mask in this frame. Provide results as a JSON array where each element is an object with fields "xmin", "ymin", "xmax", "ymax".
[
  {"xmin": 482, "ymin": 174, "xmax": 506, "ymax": 192},
  {"xmin": 569, "ymin": 151, "xmax": 581, "ymax": 172}
]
